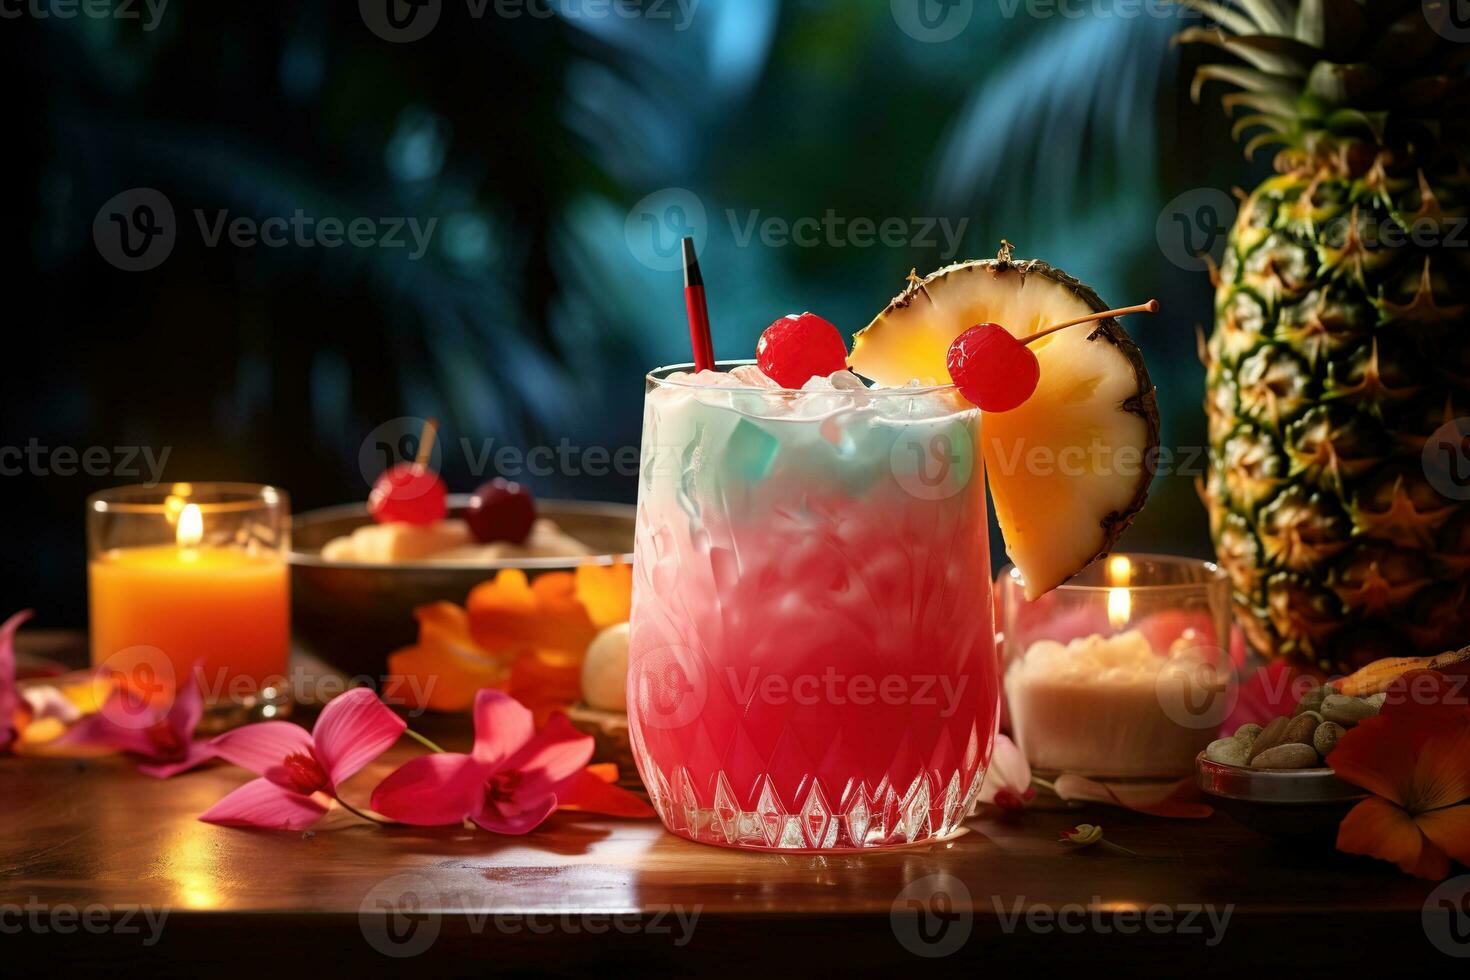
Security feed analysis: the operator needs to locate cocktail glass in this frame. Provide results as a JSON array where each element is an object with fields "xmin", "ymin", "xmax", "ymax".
[{"xmin": 627, "ymin": 362, "xmax": 1000, "ymax": 850}]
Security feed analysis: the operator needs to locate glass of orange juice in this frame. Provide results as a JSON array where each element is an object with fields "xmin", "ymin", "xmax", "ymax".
[{"xmin": 88, "ymin": 482, "xmax": 291, "ymax": 723}]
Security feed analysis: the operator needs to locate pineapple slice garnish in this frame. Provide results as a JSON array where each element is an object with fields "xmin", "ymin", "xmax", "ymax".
[{"xmin": 850, "ymin": 245, "xmax": 1160, "ymax": 598}]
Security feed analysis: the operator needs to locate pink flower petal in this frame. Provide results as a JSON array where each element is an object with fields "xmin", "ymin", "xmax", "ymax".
[
  {"xmin": 470, "ymin": 690, "xmax": 535, "ymax": 768},
  {"xmin": 58, "ymin": 697, "xmax": 159, "ymax": 756},
  {"xmin": 164, "ymin": 668, "xmax": 205, "ymax": 739},
  {"xmin": 138, "ymin": 742, "xmax": 216, "ymax": 779},
  {"xmin": 503, "ymin": 713, "xmax": 594, "ymax": 797},
  {"xmin": 978, "ymin": 733, "xmax": 1031, "ymax": 805},
  {"xmin": 0, "ymin": 609, "xmax": 35, "ymax": 750},
  {"xmin": 313, "ymin": 688, "xmax": 406, "ymax": 785},
  {"xmin": 199, "ymin": 777, "xmax": 327, "ymax": 830},
  {"xmin": 370, "ymin": 752, "xmax": 485, "ymax": 826},
  {"xmin": 472, "ymin": 792, "xmax": 558, "ymax": 835},
  {"xmin": 210, "ymin": 721, "xmax": 315, "ymax": 785}
]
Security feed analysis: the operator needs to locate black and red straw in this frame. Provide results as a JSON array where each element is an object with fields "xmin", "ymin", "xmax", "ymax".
[{"xmin": 682, "ymin": 237, "xmax": 716, "ymax": 372}]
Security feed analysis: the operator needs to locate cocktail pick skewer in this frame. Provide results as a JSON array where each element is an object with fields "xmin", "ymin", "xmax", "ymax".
[
  {"xmin": 415, "ymin": 418, "xmax": 439, "ymax": 468},
  {"xmin": 682, "ymin": 237, "xmax": 716, "ymax": 372},
  {"xmin": 1024, "ymin": 299, "xmax": 1159, "ymax": 346}
]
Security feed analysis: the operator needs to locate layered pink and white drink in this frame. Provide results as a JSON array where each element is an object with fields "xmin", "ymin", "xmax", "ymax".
[{"xmin": 627, "ymin": 363, "xmax": 1000, "ymax": 850}]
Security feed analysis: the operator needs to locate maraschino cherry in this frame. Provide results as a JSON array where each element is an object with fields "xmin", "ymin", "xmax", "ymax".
[
  {"xmin": 757, "ymin": 312, "xmax": 849, "ymax": 388},
  {"xmin": 946, "ymin": 300, "xmax": 1158, "ymax": 412},
  {"xmin": 466, "ymin": 478, "xmax": 536, "ymax": 544},
  {"xmin": 368, "ymin": 418, "xmax": 448, "ymax": 525}
]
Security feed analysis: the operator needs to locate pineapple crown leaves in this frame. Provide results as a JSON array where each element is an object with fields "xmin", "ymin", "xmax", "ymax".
[{"xmin": 1171, "ymin": 1, "xmax": 1470, "ymax": 163}]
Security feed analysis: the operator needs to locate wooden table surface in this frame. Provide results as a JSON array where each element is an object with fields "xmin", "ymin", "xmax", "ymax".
[{"xmin": 3, "ymin": 731, "xmax": 1460, "ymax": 975}]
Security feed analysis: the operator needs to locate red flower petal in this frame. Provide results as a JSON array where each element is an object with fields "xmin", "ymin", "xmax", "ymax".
[
  {"xmin": 370, "ymin": 752, "xmax": 486, "ymax": 826},
  {"xmin": 471, "ymin": 792, "xmax": 558, "ymax": 835},
  {"xmin": 502, "ymin": 713, "xmax": 594, "ymax": 798},
  {"xmin": 556, "ymin": 768, "xmax": 655, "ymax": 818}
]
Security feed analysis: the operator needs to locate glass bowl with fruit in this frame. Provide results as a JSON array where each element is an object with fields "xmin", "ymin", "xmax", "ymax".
[{"xmin": 290, "ymin": 426, "xmax": 634, "ymax": 677}]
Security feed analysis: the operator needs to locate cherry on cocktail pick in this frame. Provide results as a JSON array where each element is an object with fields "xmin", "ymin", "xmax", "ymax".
[
  {"xmin": 368, "ymin": 418, "xmax": 448, "ymax": 525},
  {"xmin": 946, "ymin": 300, "xmax": 1158, "ymax": 412}
]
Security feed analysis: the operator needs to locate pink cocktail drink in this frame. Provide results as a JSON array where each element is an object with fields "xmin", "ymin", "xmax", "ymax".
[{"xmin": 628, "ymin": 364, "xmax": 1000, "ymax": 850}]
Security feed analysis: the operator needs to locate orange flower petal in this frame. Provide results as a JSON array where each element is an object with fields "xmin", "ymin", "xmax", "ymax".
[
  {"xmin": 510, "ymin": 650, "xmax": 584, "ymax": 726},
  {"xmin": 1337, "ymin": 797, "xmax": 1449, "ymax": 880},
  {"xmin": 383, "ymin": 602, "xmax": 512, "ymax": 713},
  {"xmin": 415, "ymin": 601, "xmax": 475, "ymax": 645},
  {"xmin": 586, "ymin": 763, "xmax": 619, "ymax": 783},
  {"xmin": 468, "ymin": 569, "xmax": 596, "ymax": 655},
  {"xmin": 1406, "ymin": 722, "xmax": 1470, "ymax": 813},
  {"xmin": 385, "ymin": 641, "xmax": 508, "ymax": 713},
  {"xmin": 575, "ymin": 560, "xmax": 633, "ymax": 629},
  {"xmin": 1416, "ymin": 804, "xmax": 1470, "ymax": 871}
]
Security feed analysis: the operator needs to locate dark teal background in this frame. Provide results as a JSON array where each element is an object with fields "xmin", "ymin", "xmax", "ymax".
[{"xmin": 0, "ymin": 0, "xmax": 1271, "ymax": 624}]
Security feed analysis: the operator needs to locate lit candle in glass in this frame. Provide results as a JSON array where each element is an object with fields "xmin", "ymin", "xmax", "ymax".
[
  {"xmin": 998, "ymin": 554, "xmax": 1234, "ymax": 778},
  {"xmin": 88, "ymin": 483, "xmax": 290, "ymax": 715}
]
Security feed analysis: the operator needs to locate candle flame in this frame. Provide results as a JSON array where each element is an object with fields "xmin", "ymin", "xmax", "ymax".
[
  {"xmin": 177, "ymin": 504, "xmax": 204, "ymax": 549},
  {"xmin": 1106, "ymin": 555, "xmax": 1132, "ymax": 630}
]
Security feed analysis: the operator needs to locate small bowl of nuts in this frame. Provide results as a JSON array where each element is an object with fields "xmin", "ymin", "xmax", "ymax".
[{"xmin": 1194, "ymin": 683, "xmax": 1380, "ymax": 839}]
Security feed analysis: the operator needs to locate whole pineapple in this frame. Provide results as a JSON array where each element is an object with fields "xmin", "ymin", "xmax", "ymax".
[{"xmin": 1178, "ymin": 0, "xmax": 1470, "ymax": 671}]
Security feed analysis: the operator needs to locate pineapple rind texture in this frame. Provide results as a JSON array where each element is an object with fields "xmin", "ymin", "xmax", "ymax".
[
  {"xmin": 1177, "ymin": 0, "xmax": 1470, "ymax": 670},
  {"xmin": 1203, "ymin": 167, "xmax": 1470, "ymax": 672}
]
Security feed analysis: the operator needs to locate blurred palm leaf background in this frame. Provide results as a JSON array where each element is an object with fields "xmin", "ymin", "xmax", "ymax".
[{"xmin": 1, "ymin": 0, "xmax": 1266, "ymax": 622}]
